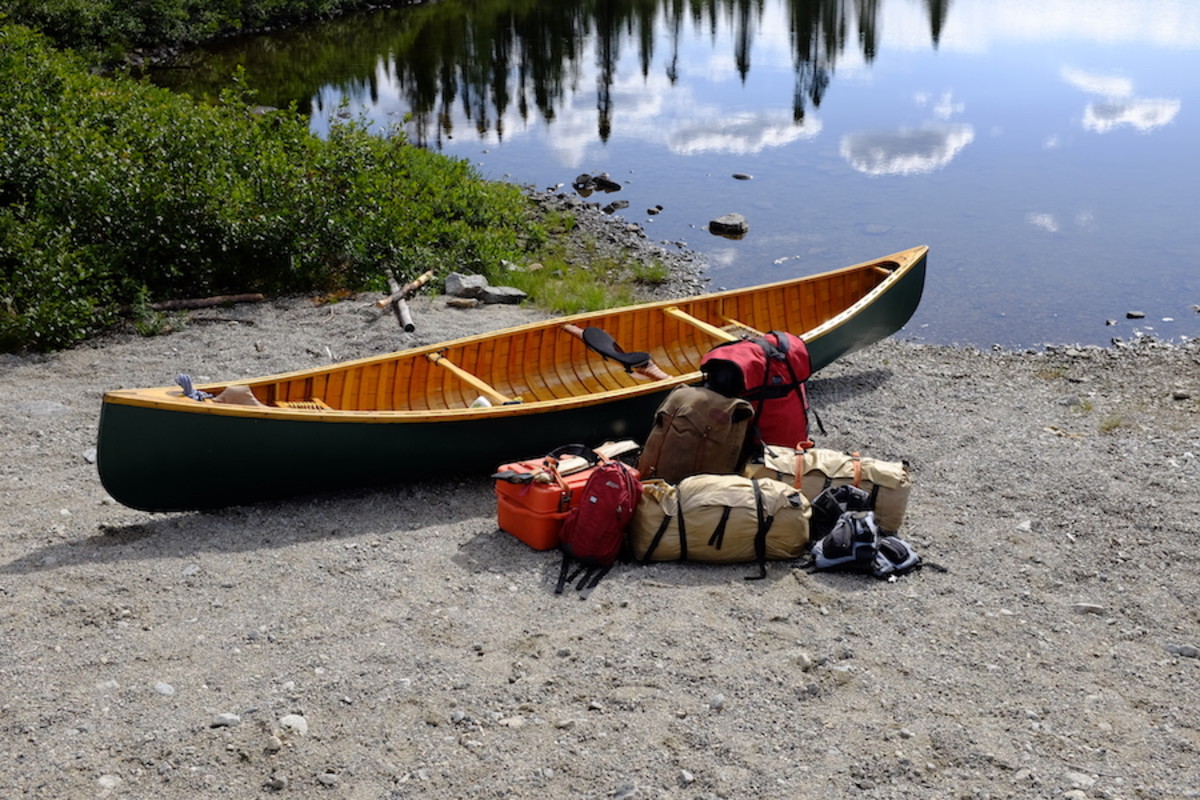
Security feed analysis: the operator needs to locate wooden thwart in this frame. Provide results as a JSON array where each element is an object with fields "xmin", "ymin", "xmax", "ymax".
[
  {"xmin": 663, "ymin": 306, "xmax": 740, "ymax": 342},
  {"xmin": 426, "ymin": 351, "xmax": 513, "ymax": 405}
]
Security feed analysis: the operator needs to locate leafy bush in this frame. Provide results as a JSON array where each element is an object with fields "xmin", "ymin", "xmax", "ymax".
[
  {"xmin": 0, "ymin": 0, "xmax": 365, "ymax": 55},
  {"xmin": 0, "ymin": 24, "xmax": 543, "ymax": 351}
]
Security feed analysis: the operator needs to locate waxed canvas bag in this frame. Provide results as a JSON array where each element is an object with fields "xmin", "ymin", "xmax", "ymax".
[
  {"xmin": 745, "ymin": 446, "xmax": 912, "ymax": 533},
  {"xmin": 636, "ymin": 385, "xmax": 755, "ymax": 485},
  {"xmin": 629, "ymin": 474, "xmax": 810, "ymax": 580}
]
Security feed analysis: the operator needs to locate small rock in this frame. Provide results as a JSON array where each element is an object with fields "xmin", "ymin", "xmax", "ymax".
[
  {"xmin": 445, "ymin": 297, "xmax": 480, "ymax": 309},
  {"xmin": 1166, "ymin": 642, "xmax": 1199, "ymax": 658},
  {"xmin": 1126, "ymin": 310, "xmax": 1145, "ymax": 319},
  {"xmin": 279, "ymin": 713, "xmax": 308, "ymax": 736},
  {"xmin": 680, "ymin": 769, "xmax": 696, "ymax": 785},
  {"xmin": 266, "ymin": 774, "xmax": 288, "ymax": 791},
  {"xmin": 154, "ymin": 681, "xmax": 176, "ymax": 696},
  {"xmin": 1072, "ymin": 602, "xmax": 1106, "ymax": 615},
  {"xmin": 82, "ymin": 447, "xmax": 98, "ymax": 464},
  {"xmin": 708, "ymin": 693, "xmax": 726, "ymax": 712},
  {"xmin": 731, "ymin": 173, "xmax": 752, "ymax": 180},
  {"xmin": 318, "ymin": 772, "xmax": 338, "ymax": 787},
  {"xmin": 264, "ymin": 735, "xmax": 283, "ymax": 753},
  {"xmin": 498, "ymin": 716, "xmax": 525, "ymax": 728},
  {"xmin": 1171, "ymin": 389, "xmax": 1192, "ymax": 400},
  {"xmin": 479, "ymin": 286, "xmax": 527, "ymax": 305},
  {"xmin": 211, "ymin": 712, "xmax": 241, "ymax": 728},
  {"xmin": 613, "ymin": 783, "xmax": 640, "ymax": 800},
  {"xmin": 708, "ymin": 213, "xmax": 749, "ymax": 237}
]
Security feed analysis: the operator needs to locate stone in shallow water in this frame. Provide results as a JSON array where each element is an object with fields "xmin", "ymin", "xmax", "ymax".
[{"xmin": 708, "ymin": 213, "xmax": 749, "ymax": 237}]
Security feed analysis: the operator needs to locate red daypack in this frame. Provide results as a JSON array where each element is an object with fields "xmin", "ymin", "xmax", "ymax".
[
  {"xmin": 700, "ymin": 331, "xmax": 813, "ymax": 449},
  {"xmin": 555, "ymin": 459, "xmax": 642, "ymax": 595}
]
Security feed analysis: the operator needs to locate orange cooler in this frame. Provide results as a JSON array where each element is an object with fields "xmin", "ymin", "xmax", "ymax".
[{"xmin": 494, "ymin": 447, "xmax": 639, "ymax": 550}]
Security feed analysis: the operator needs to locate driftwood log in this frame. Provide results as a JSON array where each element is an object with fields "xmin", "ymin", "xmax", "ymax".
[
  {"xmin": 148, "ymin": 293, "xmax": 265, "ymax": 311},
  {"xmin": 379, "ymin": 269, "xmax": 435, "ymax": 332}
]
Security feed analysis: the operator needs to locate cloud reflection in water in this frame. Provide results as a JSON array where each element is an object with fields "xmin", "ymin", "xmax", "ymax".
[
  {"xmin": 1061, "ymin": 66, "xmax": 1181, "ymax": 133},
  {"xmin": 839, "ymin": 124, "xmax": 975, "ymax": 176},
  {"xmin": 668, "ymin": 112, "xmax": 822, "ymax": 156}
]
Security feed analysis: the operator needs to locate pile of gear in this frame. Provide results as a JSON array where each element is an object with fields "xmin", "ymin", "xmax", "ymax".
[{"xmin": 492, "ymin": 330, "xmax": 937, "ymax": 596}]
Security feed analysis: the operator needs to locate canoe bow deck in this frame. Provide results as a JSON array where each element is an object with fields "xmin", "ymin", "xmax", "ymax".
[{"xmin": 98, "ymin": 246, "xmax": 927, "ymax": 510}]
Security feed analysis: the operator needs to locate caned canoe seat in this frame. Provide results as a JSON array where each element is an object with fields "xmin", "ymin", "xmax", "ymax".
[{"xmin": 275, "ymin": 398, "xmax": 332, "ymax": 411}]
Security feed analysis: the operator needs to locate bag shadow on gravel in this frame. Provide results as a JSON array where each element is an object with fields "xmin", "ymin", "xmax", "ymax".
[
  {"xmin": 807, "ymin": 367, "xmax": 894, "ymax": 404},
  {"xmin": 1, "ymin": 476, "xmax": 502, "ymax": 575}
]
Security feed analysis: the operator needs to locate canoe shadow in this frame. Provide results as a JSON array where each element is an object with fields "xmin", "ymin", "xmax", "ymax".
[{"xmin": 1, "ymin": 476, "xmax": 505, "ymax": 575}]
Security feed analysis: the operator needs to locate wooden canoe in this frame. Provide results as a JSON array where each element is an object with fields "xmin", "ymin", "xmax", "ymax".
[{"xmin": 97, "ymin": 245, "xmax": 927, "ymax": 511}]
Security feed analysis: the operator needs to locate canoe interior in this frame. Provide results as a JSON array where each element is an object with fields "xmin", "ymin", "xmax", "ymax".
[{"xmin": 171, "ymin": 249, "xmax": 922, "ymax": 415}]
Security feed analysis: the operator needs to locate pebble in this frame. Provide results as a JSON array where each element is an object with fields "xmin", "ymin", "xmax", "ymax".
[
  {"xmin": 680, "ymin": 769, "xmax": 696, "ymax": 785},
  {"xmin": 1126, "ymin": 310, "xmax": 1146, "ymax": 319},
  {"xmin": 211, "ymin": 712, "xmax": 241, "ymax": 727},
  {"xmin": 266, "ymin": 774, "xmax": 288, "ymax": 790},
  {"xmin": 1172, "ymin": 389, "xmax": 1192, "ymax": 400},
  {"xmin": 154, "ymin": 681, "xmax": 176, "ymax": 696},
  {"xmin": 1166, "ymin": 642, "xmax": 1199, "ymax": 658},
  {"xmin": 82, "ymin": 447, "xmax": 97, "ymax": 464},
  {"xmin": 318, "ymin": 772, "xmax": 338, "ymax": 787},
  {"xmin": 708, "ymin": 693, "xmax": 726, "ymax": 712},
  {"xmin": 1071, "ymin": 602, "xmax": 1106, "ymax": 615},
  {"xmin": 279, "ymin": 713, "xmax": 308, "ymax": 736}
]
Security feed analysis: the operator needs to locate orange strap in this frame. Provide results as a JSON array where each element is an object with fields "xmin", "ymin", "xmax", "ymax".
[
  {"xmin": 793, "ymin": 440, "xmax": 815, "ymax": 489},
  {"xmin": 851, "ymin": 452, "xmax": 862, "ymax": 487}
]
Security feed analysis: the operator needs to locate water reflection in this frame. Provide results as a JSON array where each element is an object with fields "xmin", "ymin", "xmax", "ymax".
[
  {"xmin": 840, "ymin": 125, "xmax": 975, "ymax": 176},
  {"xmin": 150, "ymin": 0, "xmax": 1200, "ymax": 347},
  {"xmin": 669, "ymin": 112, "xmax": 821, "ymax": 155},
  {"xmin": 1062, "ymin": 66, "xmax": 1182, "ymax": 133},
  {"xmin": 156, "ymin": 0, "xmax": 893, "ymax": 146}
]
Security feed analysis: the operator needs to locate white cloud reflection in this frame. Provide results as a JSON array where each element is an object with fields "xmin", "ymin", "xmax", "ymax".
[
  {"xmin": 1082, "ymin": 97, "xmax": 1182, "ymax": 133},
  {"xmin": 668, "ymin": 112, "xmax": 822, "ymax": 156},
  {"xmin": 840, "ymin": 124, "xmax": 975, "ymax": 176},
  {"xmin": 1061, "ymin": 66, "xmax": 1181, "ymax": 134}
]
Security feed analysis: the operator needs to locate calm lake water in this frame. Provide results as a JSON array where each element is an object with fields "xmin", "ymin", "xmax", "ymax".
[{"xmin": 154, "ymin": 0, "xmax": 1200, "ymax": 348}]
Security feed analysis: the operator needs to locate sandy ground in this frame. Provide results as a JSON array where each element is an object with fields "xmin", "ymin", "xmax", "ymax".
[{"xmin": 1, "ymin": 292, "xmax": 1199, "ymax": 800}]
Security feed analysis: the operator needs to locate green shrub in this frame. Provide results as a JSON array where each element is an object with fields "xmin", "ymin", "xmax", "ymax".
[{"xmin": 0, "ymin": 24, "xmax": 544, "ymax": 351}]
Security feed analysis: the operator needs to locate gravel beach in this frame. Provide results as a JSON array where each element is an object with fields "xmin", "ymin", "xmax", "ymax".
[{"xmin": 2, "ymin": 237, "xmax": 1199, "ymax": 799}]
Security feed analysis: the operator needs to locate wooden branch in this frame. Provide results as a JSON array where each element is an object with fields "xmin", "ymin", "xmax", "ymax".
[
  {"xmin": 395, "ymin": 297, "xmax": 415, "ymax": 332},
  {"xmin": 383, "ymin": 272, "xmax": 417, "ymax": 332},
  {"xmin": 375, "ymin": 270, "xmax": 435, "ymax": 308},
  {"xmin": 149, "ymin": 293, "xmax": 264, "ymax": 311}
]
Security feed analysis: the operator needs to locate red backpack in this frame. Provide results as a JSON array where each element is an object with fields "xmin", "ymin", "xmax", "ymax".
[
  {"xmin": 555, "ymin": 459, "xmax": 642, "ymax": 596},
  {"xmin": 700, "ymin": 331, "xmax": 813, "ymax": 450}
]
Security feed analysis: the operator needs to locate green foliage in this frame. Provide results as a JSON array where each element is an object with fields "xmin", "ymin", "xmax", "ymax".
[
  {"xmin": 0, "ymin": 24, "xmax": 544, "ymax": 351},
  {"xmin": 0, "ymin": 0, "xmax": 368, "ymax": 55}
]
